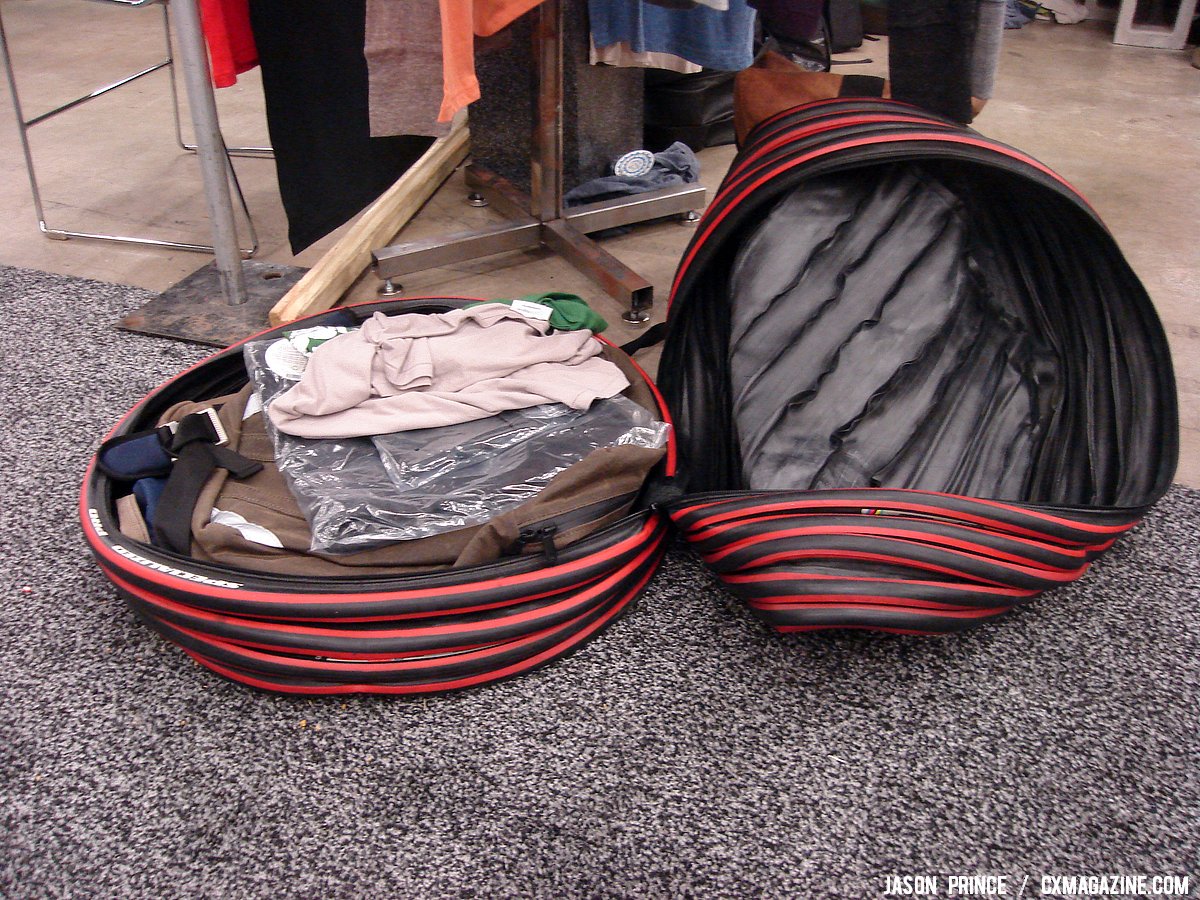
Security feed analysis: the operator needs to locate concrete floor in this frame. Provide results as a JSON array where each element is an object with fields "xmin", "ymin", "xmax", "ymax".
[{"xmin": 1, "ymin": 0, "xmax": 1198, "ymax": 485}]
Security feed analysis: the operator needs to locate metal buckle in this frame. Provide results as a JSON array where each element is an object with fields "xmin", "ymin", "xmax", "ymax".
[{"xmin": 162, "ymin": 407, "xmax": 228, "ymax": 448}]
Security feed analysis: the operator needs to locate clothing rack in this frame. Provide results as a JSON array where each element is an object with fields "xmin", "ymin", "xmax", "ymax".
[{"xmin": 370, "ymin": 0, "xmax": 707, "ymax": 324}]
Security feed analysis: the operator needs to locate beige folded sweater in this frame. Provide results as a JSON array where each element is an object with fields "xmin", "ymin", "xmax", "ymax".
[{"xmin": 268, "ymin": 305, "xmax": 629, "ymax": 439}]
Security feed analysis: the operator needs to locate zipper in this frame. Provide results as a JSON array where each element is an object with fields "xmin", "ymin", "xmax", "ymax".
[
  {"xmin": 514, "ymin": 524, "xmax": 560, "ymax": 566},
  {"xmin": 510, "ymin": 491, "xmax": 639, "ymax": 564}
]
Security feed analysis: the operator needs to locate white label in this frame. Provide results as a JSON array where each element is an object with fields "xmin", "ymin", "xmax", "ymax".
[
  {"xmin": 242, "ymin": 391, "xmax": 264, "ymax": 420},
  {"xmin": 511, "ymin": 299, "xmax": 554, "ymax": 321},
  {"xmin": 210, "ymin": 508, "xmax": 284, "ymax": 549},
  {"xmin": 110, "ymin": 544, "xmax": 243, "ymax": 588}
]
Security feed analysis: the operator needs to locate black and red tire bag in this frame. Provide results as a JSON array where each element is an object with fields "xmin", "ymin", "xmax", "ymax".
[
  {"xmin": 658, "ymin": 98, "xmax": 1178, "ymax": 634},
  {"xmin": 81, "ymin": 298, "xmax": 673, "ymax": 694},
  {"xmin": 82, "ymin": 100, "xmax": 1179, "ymax": 693}
]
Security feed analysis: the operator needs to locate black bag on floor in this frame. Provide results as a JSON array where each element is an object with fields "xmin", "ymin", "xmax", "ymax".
[
  {"xmin": 82, "ymin": 298, "xmax": 673, "ymax": 694},
  {"xmin": 644, "ymin": 69, "xmax": 737, "ymax": 152},
  {"xmin": 657, "ymin": 98, "xmax": 1178, "ymax": 634}
]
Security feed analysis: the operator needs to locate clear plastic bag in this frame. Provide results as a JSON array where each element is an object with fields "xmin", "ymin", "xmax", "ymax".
[{"xmin": 244, "ymin": 333, "xmax": 669, "ymax": 552}]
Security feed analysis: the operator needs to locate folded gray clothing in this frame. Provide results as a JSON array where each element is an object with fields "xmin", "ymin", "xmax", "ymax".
[{"xmin": 563, "ymin": 141, "xmax": 700, "ymax": 207}]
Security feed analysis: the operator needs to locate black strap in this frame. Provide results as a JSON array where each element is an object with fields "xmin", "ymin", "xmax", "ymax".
[
  {"xmin": 619, "ymin": 322, "xmax": 669, "ymax": 357},
  {"xmin": 151, "ymin": 411, "xmax": 262, "ymax": 555}
]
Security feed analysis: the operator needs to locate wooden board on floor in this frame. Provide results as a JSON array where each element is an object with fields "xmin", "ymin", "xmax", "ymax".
[{"xmin": 269, "ymin": 123, "xmax": 471, "ymax": 326}]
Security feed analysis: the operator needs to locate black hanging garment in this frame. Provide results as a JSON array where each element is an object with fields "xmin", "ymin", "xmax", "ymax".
[
  {"xmin": 657, "ymin": 98, "xmax": 1178, "ymax": 634},
  {"xmin": 248, "ymin": 0, "xmax": 434, "ymax": 252},
  {"xmin": 887, "ymin": 0, "xmax": 977, "ymax": 124}
]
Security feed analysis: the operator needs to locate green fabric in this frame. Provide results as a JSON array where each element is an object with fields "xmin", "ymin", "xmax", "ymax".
[{"xmin": 471, "ymin": 292, "xmax": 609, "ymax": 333}]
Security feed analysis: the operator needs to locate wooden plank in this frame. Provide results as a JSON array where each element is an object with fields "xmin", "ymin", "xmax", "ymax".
[{"xmin": 269, "ymin": 123, "xmax": 471, "ymax": 326}]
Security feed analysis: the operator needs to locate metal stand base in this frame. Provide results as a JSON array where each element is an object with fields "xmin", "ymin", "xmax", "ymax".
[
  {"xmin": 373, "ymin": 165, "xmax": 705, "ymax": 324},
  {"xmin": 369, "ymin": 0, "xmax": 704, "ymax": 326},
  {"xmin": 120, "ymin": 259, "xmax": 308, "ymax": 347},
  {"xmin": 377, "ymin": 278, "xmax": 404, "ymax": 298}
]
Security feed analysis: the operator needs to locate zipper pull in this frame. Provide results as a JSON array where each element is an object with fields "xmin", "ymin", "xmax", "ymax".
[{"xmin": 516, "ymin": 523, "xmax": 559, "ymax": 565}]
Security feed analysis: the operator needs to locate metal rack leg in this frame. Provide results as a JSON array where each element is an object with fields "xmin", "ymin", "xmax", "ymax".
[
  {"xmin": 170, "ymin": 0, "xmax": 247, "ymax": 304},
  {"xmin": 162, "ymin": 3, "xmax": 272, "ymax": 157}
]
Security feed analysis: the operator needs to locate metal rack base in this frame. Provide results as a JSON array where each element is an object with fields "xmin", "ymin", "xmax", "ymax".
[{"xmin": 369, "ymin": 0, "xmax": 705, "ymax": 325}]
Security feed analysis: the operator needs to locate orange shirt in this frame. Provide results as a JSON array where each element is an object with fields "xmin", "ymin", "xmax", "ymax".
[{"xmin": 438, "ymin": 0, "xmax": 548, "ymax": 121}]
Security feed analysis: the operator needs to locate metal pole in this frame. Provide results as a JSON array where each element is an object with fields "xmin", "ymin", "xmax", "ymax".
[
  {"xmin": 0, "ymin": 8, "xmax": 54, "ymax": 236},
  {"xmin": 530, "ymin": 0, "xmax": 564, "ymax": 223},
  {"xmin": 170, "ymin": 0, "xmax": 247, "ymax": 304}
]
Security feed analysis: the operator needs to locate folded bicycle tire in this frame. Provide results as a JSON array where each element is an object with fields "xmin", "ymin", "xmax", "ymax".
[
  {"xmin": 657, "ymin": 98, "xmax": 1178, "ymax": 634},
  {"xmin": 81, "ymin": 298, "xmax": 673, "ymax": 694}
]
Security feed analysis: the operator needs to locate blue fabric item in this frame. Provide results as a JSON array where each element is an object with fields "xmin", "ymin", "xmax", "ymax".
[
  {"xmin": 564, "ymin": 141, "xmax": 700, "ymax": 207},
  {"xmin": 133, "ymin": 477, "xmax": 168, "ymax": 528},
  {"xmin": 1004, "ymin": 0, "xmax": 1036, "ymax": 28},
  {"xmin": 589, "ymin": 0, "xmax": 757, "ymax": 71},
  {"xmin": 650, "ymin": 141, "xmax": 700, "ymax": 181},
  {"xmin": 97, "ymin": 431, "xmax": 172, "ymax": 480}
]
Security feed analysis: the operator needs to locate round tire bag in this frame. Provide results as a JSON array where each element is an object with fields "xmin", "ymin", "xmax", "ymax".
[
  {"xmin": 658, "ymin": 98, "xmax": 1178, "ymax": 634},
  {"xmin": 81, "ymin": 298, "xmax": 673, "ymax": 694}
]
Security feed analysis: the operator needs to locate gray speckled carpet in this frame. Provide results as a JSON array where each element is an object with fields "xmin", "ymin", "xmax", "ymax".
[{"xmin": 1, "ymin": 264, "xmax": 1196, "ymax": 899}]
